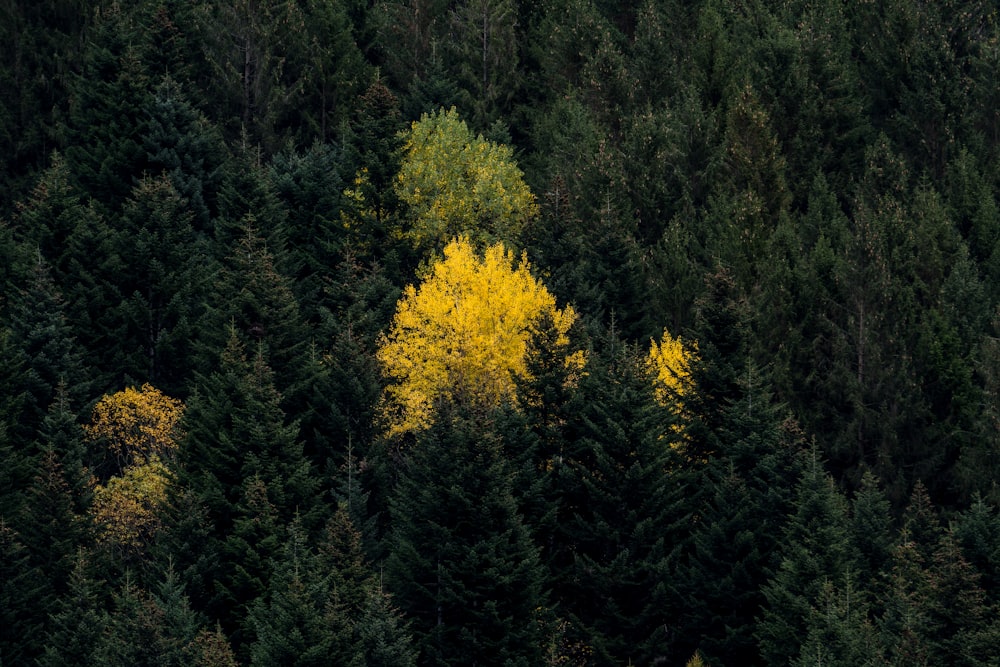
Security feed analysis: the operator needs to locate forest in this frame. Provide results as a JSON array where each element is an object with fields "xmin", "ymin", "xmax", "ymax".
[{"xmin": 2, "ymin": 0, "xmax": 1000, "ymax": 665}]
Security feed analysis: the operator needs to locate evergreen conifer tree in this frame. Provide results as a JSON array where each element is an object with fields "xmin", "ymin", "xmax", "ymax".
[
  {"xmin": 757, "ymin": 448, "xmax": 854, "ymax": 665},
  {"xmin": 37, "ymin": 550, "xmax": 106, "ymax": 667},
  {"xmin": 386, "ymin": 402, "xmax": 546, "ymax": 666},
  {"xmin": 541, "ymin": 335, "xmax": 674, "ymax": 664}
]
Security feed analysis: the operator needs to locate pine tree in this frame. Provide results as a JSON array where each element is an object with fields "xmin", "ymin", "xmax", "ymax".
[
  {"xmin": 247, "ymin": 515, "xmax": 356, "ymax": 667},
  {"xmin": 386, "ymin": 403, "xmax": 546, "ymax": 666},
  {"xmin": 37, "ymin": 550, "xmax": 106, "ymax": 667},
  {"xmin": 542, "ymin": 336, "xmax": 674, "ymax": 664},
  {"xmin": 356, "ymin": 589, "xmax": 418, "ymax": 667},
  {"xmin": 6, "ymin": 254, "xmax": 91, "ymax": 432},
  {"xmin": 445, "ymin": 0, "xmax": 521, "ymax": 130},
  {"xmin": 849, "ymin": 470, "xmax": 895, "ymax": 594},
  {"xmin": 793, "ymin": 574, "xmax": 879, "ymax": 667},
  {"xmin": 62, "ymin": 3, "xmax": 151, "ymax": 213},
  {"xmin": 666, "ymin": 267, "xmax": 805, "ymax": 666},
  {"xmin": 757, "ymin": 448, "xmax": 854, "ymax": 665},
  {"xmin": 268, "ymin": 141, "xmax": 349, "ymax": 321},
  {"xmin": 954, "ymin": 494, "xmax": 1000, "ymax": 609},
  {"xmin": 141, "ymin": 75, "xmax": 225, "ymax": 232},
  {"xmin": 0, "ymin": 520, "xmax": 47, "ymax": 664},
  {"xmin": 218, "ymin": 475, "xmax": 283, "ymax": 658},
  {"xmin": 111, "ymin": 174, "xmax": 210, "ymax": 392}
]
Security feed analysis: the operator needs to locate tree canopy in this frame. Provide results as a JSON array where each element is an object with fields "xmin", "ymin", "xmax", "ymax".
[{"xmin": 377, "ymin": 236, "xmax": 581, "ymax": 436}]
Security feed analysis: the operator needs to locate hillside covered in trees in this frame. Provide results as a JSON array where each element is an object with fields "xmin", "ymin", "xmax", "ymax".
[{"xmin": 3, "ymin": 1, "xmax": 1000, "ymax": 665}]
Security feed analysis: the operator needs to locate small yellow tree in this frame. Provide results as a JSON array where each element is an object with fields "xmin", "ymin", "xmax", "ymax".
[
  {"xmin": 83, "ymin": 382, "xmax": 184, "ymax": 471},
  {"xmin": 90, "ymin": 458, "xmax": 171, "ymax": 553},
  {"xmin": 377, "ymin": 237, "xmax": 581, "ymax": 436},
  {"xmin": 395, "ymin": 107, "xmax": 538, "ymax": 252},
  {"xmin": 648, "ymin": 328, "xmax": 697, "ymax": 437},
  {"xmin": 85, "ymin": 384, "xmax": 184, "ymax": 554}
]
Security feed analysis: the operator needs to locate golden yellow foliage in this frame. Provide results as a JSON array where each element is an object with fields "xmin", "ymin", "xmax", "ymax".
[
  {"xmin": 648, "ymin": 328, "xmax": 696, "ymax": 404},
  {"xmin": 377, "ymin": 237, "xmax": 580, "ymax": 436},
  {"xmin": 90, "ymin": 457, "xmax": 171, "ymax": 552},
  {"xmin": 85, "ymin": 384, "xmax": 183, "ymax": 555},
  {"xmin": 648, "ymin": 328, "xmax": 698, "ymax": 442},
  {"xmin": 83, "ymin": 383, "xmax": 184, "ymax": 470},
  {"xmin": 395, "ymin": 107, "xmax": 538, "ymax": 251},
  {"xmin": 686, "ymin": 650, "xmax": 709, "ymax": 667}
]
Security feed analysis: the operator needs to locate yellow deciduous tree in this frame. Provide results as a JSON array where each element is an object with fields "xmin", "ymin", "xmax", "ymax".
[
  {"xmin": 83, "ymin": 382, "xmax": 184, "ymax": 472},
  {"xmin": 90, "ymin": 458, "xmax": 171, "ymax": 553},
  {"xmin": 395, "ymin": 107, "xmax": 538, "ymax": 252},
  {"xmin": 377, "ymin": 237, "xmax": 581, "ymax": 436},
  {"xmin": 648, "ymin": 328, "xmax": 697, "ymax": 433},
  {"xmin": 85, "ymin": 384, "xmax": 184, "ymax": 555}
]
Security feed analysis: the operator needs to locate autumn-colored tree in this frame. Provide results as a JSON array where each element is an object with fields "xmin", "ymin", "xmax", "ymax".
[
  {"xmin": 84, "ymin": 383, "xmax": 185, "ymax": 473},
  {"xmin": 395, "ymin": 108, "xmax": 538, "ymax": 252},
  {"xmin": 377, "ymin": 237, "xmax": 582, "ymax": 436},
  {"xmin": 648, "ymin": 328, "xmax": 698, "ymax": 441},
  {"xmin": 90, "ymin": 459, "xmax": 172, "ymax": 554},
  {"xmin": 84, "ymin": 384, "xmax": 184, "ymax": 555}
]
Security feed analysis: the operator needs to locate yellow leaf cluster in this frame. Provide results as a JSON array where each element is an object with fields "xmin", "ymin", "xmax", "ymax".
[
  {"xmin": 378, "ymin": 237, "xmax": 578, "ymax": 437},
  {"xmin": 83, "ymin": 382, "xmax": 184, "ymax": 470},
  {"xmin": 648, "ymin": 328, "xmax": 696, "ymax": 404},
  {"xmin": 90, "ymin": 457, "xmax": 171, "ymax": 552},
  {"xmin": 396, "ymin": 108, "xmax": 538, "ymax": 251},
  {"xmin": 85, "ymin": 384, "xmax": 183, "ymax": 553},
  {"xmin": 648, "ymin": 329, "xmax": 698, "ymax": 444}
]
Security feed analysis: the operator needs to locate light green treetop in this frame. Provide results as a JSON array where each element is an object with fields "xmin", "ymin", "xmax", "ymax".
[{"xmin": 395, "ymin": 107, "xmax": 538, "ymax": 252}]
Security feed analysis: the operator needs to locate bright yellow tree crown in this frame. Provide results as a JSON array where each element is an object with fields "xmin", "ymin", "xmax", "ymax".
[
  {"xmin": 378, "ymin": 237, "xmax": 579, "ymax": 437},
  {"xmin": 648, "ymin": 328, "xmax": 697, "ymax": 407},
  {"xmin": 83, "ymin": 382, "xmax": 184, "ymax": 470}
]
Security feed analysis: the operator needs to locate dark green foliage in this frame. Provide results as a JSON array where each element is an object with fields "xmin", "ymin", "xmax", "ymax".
[
  {"xmin": 539, "ymin": 336, "xmax": 674, "ymax": 664},
  {"xmin": 0, "ymin": 0, "xmax": 84, "ymax": 202},
  {"xmin": 90, "ymin": 568, "xmax": 206, "ymax": 667},
  {"xmin": 246, "ymin": 516, "xmax": 355, "ymax": 667},
  {"xmin": 954, "ymin": 495, "xmax": 1000, "ymax": 609},
  {"xmin": 356, "ymin": 590, "xmax": 418, "ymax": 667},
  {"xmin": 0, "ymin": 520, "xmax": 47, "ymax": 664},
  {"xmin": 183, "ymin": 331, "xmax": 319, "ymax": 532},
  {"xmin": 62, "ymin": 4, "xmax": 152, "ymax": 213},
  {"xmin": 111, "ymin": 174, "xmax": 211, "ymax": 392},
  {"xmin": 37, "ymin": 551, "xmax": 106, "ymax": 667},
  {"xmin": 667, "ymin": 267, "xmax": 806, "ymax": 666},
  {"xmin": 849, "ymin": 470, "xmax": 896, "ymax": 594},
  {"xmin": 876, "ymin": 485, "xmax": 998, "ymax": 666},
  {"xmin": 0, "ymin": 331, "xmax": 32, "ymax": 520},
  {"xmin": 793, "ymin": 574, "xmax": 879, "ymax": 667},
  {"xmin": 386, "ymin": 404, "xmax": 546, "ymax": 666},
  {"xmin": 141, "ymin": 76, "xmax": 226, "ymax": 231},
  {"xmin": 6, "ymin": 256, "xmax": 91, "ymax": 430},
  {"xmin": 268, "ymin": 141, "xmax": 349, "ymax": 320},
  {"xmin": 757, "ymin": 450, "xmax": 854, "ymax": 665},
  {"xmin": 4, "ymin": 1, "xmax": 1000, "ymax": 662}
]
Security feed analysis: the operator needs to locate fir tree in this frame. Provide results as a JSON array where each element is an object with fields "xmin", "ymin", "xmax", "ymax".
[
  {"xmin": 37, "ymin": 550, "xmax": 106, "ymax": 667},
  {"xmin": 543, "ymin": 336, "xmax": 674, "ymax": 664},
  {"xmin": 386, "ymin": 403, "xmax": 546, "ymax": 666},
  {"xmin": 757, "ymin": 448, "xmax": 854, "ymax": 665}
]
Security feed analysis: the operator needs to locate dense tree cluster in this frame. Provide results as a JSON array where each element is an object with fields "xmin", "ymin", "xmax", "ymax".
[{"xmin": 3, "ymin": 1, "xmax": 1000, "ymax": 665}]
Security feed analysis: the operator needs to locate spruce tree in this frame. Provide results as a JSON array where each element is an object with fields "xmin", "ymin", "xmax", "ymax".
[
  {"xmin": 247, "ymin": 515, "xmax": 356, "ymax": 667},
  {"xmin": 542, "ymin": 336, "xmax": 674, "ymax": 664},
  {"xmin": 37, "ymin": 550, "xmax": 107, "ymax": 667},
  {"xmin": 757, "ymin": 448, "xmax": 854, "ymax": 665},
  {"xmin": 0, "ymin": 520, "xmax": 47, "ymax": 664},
  {"xmin": 111, "ymin": 174, "xmax": 210, "ymax": 392},
  {"xmin": 141, "ymin": 75, "xmax": 226, "ymax": 232},
  {"xmin": 666, "ymin": 267, "xmax": 805, "ymax": 665},
  {"xmin": 386, "ymin": 402, "xmax": 546, "ymax": 666}
]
